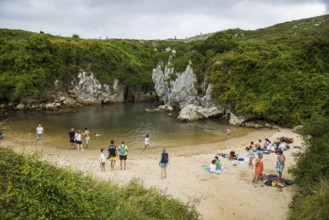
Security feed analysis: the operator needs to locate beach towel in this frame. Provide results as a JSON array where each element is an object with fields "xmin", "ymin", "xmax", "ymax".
[
  {"xmin": 203, "ymin": 165, "xmax": 227, "ymax": 173},
  {"xmin": 255, "ymin": 150, "xmax": 271, "ymax": 154}
]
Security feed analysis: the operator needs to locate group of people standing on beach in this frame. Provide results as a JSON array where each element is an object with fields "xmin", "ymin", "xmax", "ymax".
[
  {"xmin": 245, "ymin": 138, "xmax": 287, "ymax": 184},
  {"xmin": 98, "ymin": 133, "xmax": 169, "ymax": 179}
]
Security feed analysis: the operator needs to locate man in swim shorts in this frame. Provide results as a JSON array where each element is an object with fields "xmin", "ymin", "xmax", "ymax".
[{"xmin": 276, "ymin": 150, "xmax": 285, "ymax": 183}]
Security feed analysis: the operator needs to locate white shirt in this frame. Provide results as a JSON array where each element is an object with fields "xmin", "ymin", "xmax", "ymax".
[
  {"xmin": 75, "ymin": 133, "xmax": 82, "ymax": 141},
  {"xmin": 209, "ymin": 164, "xmax": 218, "ymax": 173},
  {"xmin": 100, "ymin": 153, "xmax": 106, "ymax": 163},
  {"xmin": 144, "ymin": 137, "xmax": 150, "ymax": 145},
  {"xmin": 36, "ymin": 127, "xmax": 44, "ymax": 135}
]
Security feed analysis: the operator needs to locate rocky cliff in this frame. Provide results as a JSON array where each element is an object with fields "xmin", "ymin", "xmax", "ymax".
[
  {"xmin": 71, "ymin": 70, "xmax": 156, "ymax": 104},
  {"xmin": 152, "ymin": 49, "xmax": 224, "ymax": 121}
]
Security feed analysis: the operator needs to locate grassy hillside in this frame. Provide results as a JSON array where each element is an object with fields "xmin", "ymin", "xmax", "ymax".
[
  {"xmin": 169, "ymin": 15, "xmax": 329, "ymax": 125},
  {"xmin": 1, "ymin": 14, "xmax": 329, "ymax": 125},
  {"xmin": 0, "ymin": 147, "xmax": 199, "ymax": 219}
]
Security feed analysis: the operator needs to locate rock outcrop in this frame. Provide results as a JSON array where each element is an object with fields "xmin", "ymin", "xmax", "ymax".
[
  {"xmin": 71, "ymin": 71, "xmax": 125, "ymax": 104},
  {"xmin": 71, "ymin": 71, "xmax": 156, "ymax": 104},
  {"xmin": 152, "ymin": 62, "xmax": 198, "ymax": 108},
  {"xmin": 177, "ymin": 104, "xmax": 223, "ymax": 122},
  {"xmin": 229, "ymin": 112, "xmax": 247, "ymax": 126},
  {"xmin": 152, "ymin": 51, "xmax": 224, "ymax": 122}
]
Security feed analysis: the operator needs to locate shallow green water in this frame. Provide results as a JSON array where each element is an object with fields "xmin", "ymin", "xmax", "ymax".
[{"xmin": 3, "ymin": 103, "xmax": 251, "ymax": 149}]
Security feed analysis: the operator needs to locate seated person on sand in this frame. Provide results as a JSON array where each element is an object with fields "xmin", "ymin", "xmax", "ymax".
[
  {"xmin": 280, "ymin": 137, "xmax": 294, "ymax": 144},
  {"xmin": 278, "ymin": 142, "xmax": 286, "ymax": 151},
  {"xmin": 258, "ymin": 139, "xmax": 265, "ymax": 150},
  {"xmin": 255, "ymin": 143, "xmax": 262, "ymax": 151},
  {"xmin": 214, "ymin": 156, "xmax": 221, "ymax": 170},
  {"xmin": 265, "ymin": 138, "xmax": 272, "ymax": 150},
  {"xmin": 228, "ymin": 150, "xmax": 238, "ymax": 160},
  {"xmin": 208, "ymin": 159, "xmax": 221, "ymax": 174}
]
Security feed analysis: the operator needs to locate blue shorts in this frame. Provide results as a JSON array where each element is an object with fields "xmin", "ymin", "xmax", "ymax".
[
  {"xmin": 160, "ymin": 163, "xmax": 168, "ymax": 168},
  {"xmin": 277, "ymin": 165, "xmax": 284, "ymax": 173},
  {"xmin": 76, "ymin": 140, "xmax": 82, "ymax": 145},
  {"xmin": 37, "ymin": 134, "xmax": 43, "ymax": 139}
]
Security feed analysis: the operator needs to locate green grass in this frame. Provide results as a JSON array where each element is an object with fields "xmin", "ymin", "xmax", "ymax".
[{"xmin": 0, "ymin": 146, "xmax": 199, "ymax": 220}]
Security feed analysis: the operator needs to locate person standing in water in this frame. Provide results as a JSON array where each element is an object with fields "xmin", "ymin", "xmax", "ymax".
[
  {"xmin": 36, "ymin": 124, "xmax": 44, "ymax": 142},
  {"xmin": 159, "ymin": 147, "xmax": 169, "ymax": 179},
  {"xmin": 84, "ymin": 128, "xmax": 90, "ymax": 149},
  {"xmin": 75, "ymin": 130, "xmax": 83, "ymax": 151},
  {"xmin": 143, "ymin": 133, "xmax": 151, "ymax": 152},
  {"xmin": 69, "ymin": 128, "xmax": 76, "ymax": 149},
  {"xmin": 226, "ymin": 127, "xmax": 231, "ymax": 138}
]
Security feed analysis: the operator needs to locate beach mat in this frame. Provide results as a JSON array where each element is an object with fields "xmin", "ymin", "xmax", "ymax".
[{"xmin": 203, "ymin": 165, "xmax": 228, "ymax": 173}]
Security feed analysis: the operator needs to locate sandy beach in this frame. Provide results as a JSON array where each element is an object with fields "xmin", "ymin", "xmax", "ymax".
[{"xmin": 3, "ymin": 128, "xmax": 303, "ymax": 220}]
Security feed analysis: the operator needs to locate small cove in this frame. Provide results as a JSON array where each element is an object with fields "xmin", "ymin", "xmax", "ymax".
[{"xmin": 2, "ymin": 103, "xmax": 253, "ymax": 150}]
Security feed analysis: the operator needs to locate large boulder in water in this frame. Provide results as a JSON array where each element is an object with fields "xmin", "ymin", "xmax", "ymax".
[{"xmin": 177, "ymin": 104, "xmax": 222, "ymax": 122}]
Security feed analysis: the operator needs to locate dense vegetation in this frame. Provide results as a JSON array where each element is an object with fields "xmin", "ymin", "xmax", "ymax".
[
  {"xmin": 0, "ymin": 30, "xmax": 158, "ymax": 102},
  {"xmin": 289, "ymin": 115, "xmax": 329, "ymax": 219},
  {"xmin": 0, "ymin": 147, "xmax": 199, "ymax": 219},
  {"xmin": 1, "ymin": 14, "xmax": 329, "ymax": 125}
]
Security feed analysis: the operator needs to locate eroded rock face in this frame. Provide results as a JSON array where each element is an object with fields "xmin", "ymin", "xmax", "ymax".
[
  {"xmin": 152, "ymin": 63, "xmax": 198, "ymax": 108},
  {"xmin": 71, "ymin": 71, "xmax": 156, "ymax": 104},
  {"xmin": 71, "ymin": 71, "xmax": 125, "ymax": 104},
  {"xmin": 152, "ymin": 56, "xmax": 224, "ymax": 121}
]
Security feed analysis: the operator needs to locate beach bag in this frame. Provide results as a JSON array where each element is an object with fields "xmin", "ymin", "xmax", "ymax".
[
  {"xmin": 162, "ymin": 153, "xmax": 168, "ymax": 163},
  {"xmin": 120, "ymin": 145, "xmax": 126, "ymax": 155}
]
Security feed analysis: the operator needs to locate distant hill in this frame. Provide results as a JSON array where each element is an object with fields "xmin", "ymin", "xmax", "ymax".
[{"xmin": 0, "ymin": 14, "xmax": 328, "ymax": 125}]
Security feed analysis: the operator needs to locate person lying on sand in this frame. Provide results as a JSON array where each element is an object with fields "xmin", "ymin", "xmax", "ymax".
[
  {"xmin": 216, "ymin": 151, "xmax": 238, "ymax": 160},
  {"xmin": 94, "ymin": 133, "xmax": 102, "ymax": 137}
]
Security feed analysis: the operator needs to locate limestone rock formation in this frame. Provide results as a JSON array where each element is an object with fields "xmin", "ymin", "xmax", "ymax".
[
  {"xmin": 152, "ymin": 55, "xmax": 224, "ymax": 122},
  {"xmin": 229, "ymin": 112, "xmax": 247, "ymax": 126},
  {"xmin": 177, "ymin": 104, "xmax": 223, "ymax": 122}
]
